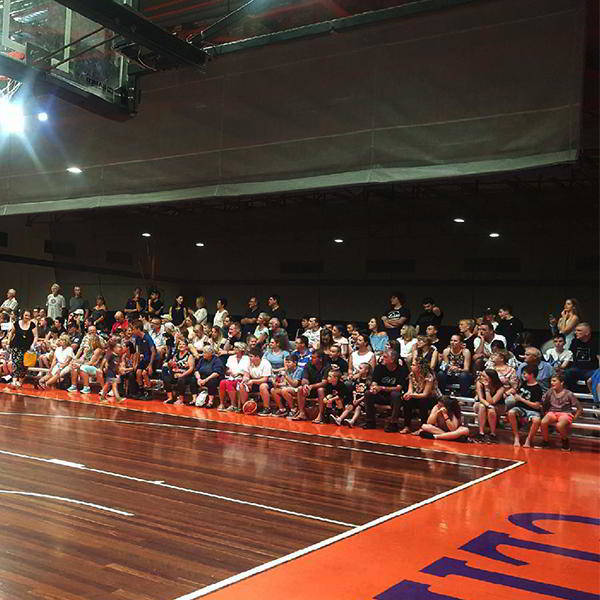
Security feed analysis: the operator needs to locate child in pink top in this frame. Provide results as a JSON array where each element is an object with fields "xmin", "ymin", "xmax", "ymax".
[{"xmin": 540, "ymin": 373, "xmax": 582, "ymax": 451}]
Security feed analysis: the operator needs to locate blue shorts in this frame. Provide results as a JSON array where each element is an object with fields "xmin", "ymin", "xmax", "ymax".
[
  {"xmin": 81, "ymin": 365, "xmax": 98, "ymax": 376},
  {"xmin": 511, "ymin": 406, "xmax": 541, "ymax": 422}
]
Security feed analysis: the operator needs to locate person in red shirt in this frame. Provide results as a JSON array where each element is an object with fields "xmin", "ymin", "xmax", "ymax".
[{"xmin": 111, "ymin": 311, "xmax": 129, "ymax": 335}]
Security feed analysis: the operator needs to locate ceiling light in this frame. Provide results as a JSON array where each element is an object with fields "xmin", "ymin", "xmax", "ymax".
[
  {"xmin": 0, "ymin": 98, "xmax": 25, "ymax": 134},
  {"xmin": 37, "ymin": 112, "xmax": 48, "ymax": 122},
  {"xmin": 195, "ymin": 242, "xmax": 205, "ymax": 247},
  {"xmin": 66, "ymin": 167, "xmax": 82, "ymax": 174},
  {"xmin": 334, "ymin": 238, "xmax": 344, "ymax": 243},
  {"xmin": 142, "ymin": 232, "xmax": 151, "ymax": 238},
  {"xmin": 453, "ymin": 218, "xmax": 465, "ymax": 223},
  {"xmin": 489, "ymin": 232, "xmax": 500, "ymax": 238}
]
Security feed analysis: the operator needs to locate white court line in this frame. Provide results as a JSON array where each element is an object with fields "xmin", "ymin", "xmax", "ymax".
[
  {"xmin": 0, "ymin": 389, "xmax": 516, "ymax": 463},
  {"xmin": 0, "ymin": 448, "xmax": 356, "ymax": 528},
  {"xmin": 0, "ymin": 412, "xmax": 497, "ymax": 470},
  {"xmin": 172, "ymin": 459, "xmax": 525, "ymax": 600},
  {"xmin": 0, "ymin": 489, "xmax": 134, "ymax": 516}
]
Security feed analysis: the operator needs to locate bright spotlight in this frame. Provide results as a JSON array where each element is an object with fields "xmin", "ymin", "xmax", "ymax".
[
  {"xmin": 453, "ymin": 218, "xmax": 465, "ymax": 223},
  {"xmin": 37, "ymin": 112, "xmax": 49, "ymax": 122},
  {"xmin": 66, "ymin": 167, "xmax": 83, "ymax": 174},
  {"xmin": 195, "ymin": 242, "xmax": 205, "ymax": 247},
  {"xmin": 334, "ymin": 238, "xmax": 344, "ymax": 243},
  {"xmin": 142, "ymin": 232, "xmax": 152, "ymax": 238},
  {"xmin": 0, "ymin": 98, "xmax": 25, "ymax": 134},
  {"xmin": 489, "ymin": 232, "xmax": 500, "ymax": 238}
]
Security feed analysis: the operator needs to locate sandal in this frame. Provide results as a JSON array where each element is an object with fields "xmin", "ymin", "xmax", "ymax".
[
  {"xmin": 312, "ymin": 418, "xmax": 323, "ymax": 424},
  {"xmin": 290, "ymin": 413, "xmax": 307, "ymax": 421}
]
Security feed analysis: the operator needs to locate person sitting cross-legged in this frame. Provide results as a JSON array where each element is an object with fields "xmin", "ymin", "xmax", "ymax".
[
  {"xmin": 413, "ymin": 395, "xmax": 470, "ymax": 441},
  {"xmin": 540, "ymin": 373, "xmax": 583, "ymax": 451},
  {"xmin": 507, "ymin": 364, "xmax": 543, "ymax": 448}
]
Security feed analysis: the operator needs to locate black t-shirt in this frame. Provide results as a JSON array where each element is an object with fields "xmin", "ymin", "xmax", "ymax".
[
  {"xmin": 464, "ymin": 334, "xmax": 477, "ymax": 355},
  {"xmin": 241, "ymin": 308, "xmax": 260, "ymax": 337},
  {"xmin": 125, "ymin": 297, "xmax": 147, "ymax": 318},
  {"xmin": 269, "ymin": 306, "xmax": 287, "ymax": 328},
  {"xmin": 385, "ymin": 306, "xmax": 411, "ymax": 340},
  {"xmin": 90, "ymin": 308, "xmax": 107, "ymax": 331},
  {"xmin": 416, "ymin": 310, "xmax": 443, "ymax": 330},
  {"xmin": 148, "ymin": 298, "xmax": 164, "ymax": 316},
  {"xmin": 372, "ymin": 363, "xmax": 408, "ymax": 390},
  {"xmin": 570, "ymin": 336, "xmax": 599, "ymax": 370},
  {"xmin": 496, "ymin": 317, "xmax": 524, "ymax": 351},
  {"xmin": 516, "ymin": 382, "xmax": 543, "ymax": 412},
  {"xmin": 302, "ymin": 361, "xmax": 328, "ymax": 385},
  {"xmin": 68, "ymin": 297, "xmax": 89, "ymax": 314},
  {"xmin": 324, "ymin": 381, "xmax": 350, "ymax": 402},
  {"xmin": 326, "ymin": 357, "xmax": 348, "ymax": 374}
]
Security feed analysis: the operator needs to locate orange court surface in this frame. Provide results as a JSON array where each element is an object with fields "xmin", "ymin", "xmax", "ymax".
[{"xmin": 0, "ymin": 383, "xmax": 598, "ymax": 600}]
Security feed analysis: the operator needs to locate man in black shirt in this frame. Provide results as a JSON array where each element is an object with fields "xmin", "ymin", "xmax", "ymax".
[
  {"xmin": 495, "ymin": 304, "xmax": 524, "ymax": 351},
  {"xmin": 325, "ymin": 344, "xmax": 348, "ymax": 375},
  {"xmin": 267, "ymin": 294, "xmax": 288, "ymax": 330},
  {"xmin": 147, "ymin": 289, "xmax": 164, "ymax": 318},
  {"xmin": 459, "ymin": 318, "xmax": 478, "ymax": 355},
  {"xmin": 381, "ymin": 292, "xmax": 410, "ymax": 340},
  {"xmin": 125, "ymin": 287, "xmax": 147, "ymax": 320},
  {"xmin": 240, "ymin": 296, "xmax": 260, "ymax": 338},
  {"xmin": 291, "ymin": 350, "xmax": 328, "ymax": 421},
  {"xmin": 565, "ymin": 323, "xmax": 599, "ymax": 391},
  {"xmin": 415, "ymin": 297, "xmax": 443, "ymax": 332},
  {"xmin": 363, "ymin": 350, "xmax": 408, "ymax": 432}
]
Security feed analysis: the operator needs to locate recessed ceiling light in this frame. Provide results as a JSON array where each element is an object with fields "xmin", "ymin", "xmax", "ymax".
[
  {"xmin": 37, "ymin": 112, "xmax": 48, "ymax": 122},
  {"xmin": 142, "ymin": 232, "xmax": 151, "ymax": 238},
  {"xmin": 66, "ymin": 167, "xmax": 82, "ymax": 174},
  {"xmin": 489, "ymin": 232, "xmax": 500, "ymax": 238},
  {"xmin": 195, "ymin": 242, "xmax": 205, "ymax": 247},
  {"xmin": 334, "ymin": 238, "xmax": 344, "ymax": 243},
  {"xmin": 453, "ymin": 218, "xmax": 465, "ymax": 223}
]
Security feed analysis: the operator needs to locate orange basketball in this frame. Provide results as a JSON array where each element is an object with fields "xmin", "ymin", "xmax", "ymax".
[{"xmin": 243, "ymin": 399, "xmax": 257, "ymax": 415}]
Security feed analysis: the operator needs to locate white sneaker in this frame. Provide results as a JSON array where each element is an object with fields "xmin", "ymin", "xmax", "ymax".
[{"xmin": 107, "ymin": 390, "xmax": 114, "ymax": 397}]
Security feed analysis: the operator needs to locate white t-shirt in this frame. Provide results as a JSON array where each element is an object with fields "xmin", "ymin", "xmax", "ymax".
[
  {"xmin": 194, "ymin": 308, "xmax": 208, "ymax": 325},
  {"xmin": 248, "ymin": 359, "xmax": 272, "ymax": 379},
  {"xmin": 54, "ymin": 345, "xmax": 74, "ymax": 367},
  {"xmin": 473, "ymin": 334, "xmax": 507, "ymax": 355},
  {"xmin": 304, "ymin": 328, "xmax": 321, "ymax": 349},
  {"xmin": 213, "ymin": 309, "xmax": 228, "ymax": 328},
  {"xmin": 544, "ymin": 348, "xmax": 573, "ymax": 366},
  {"xmin": 398, "ymin": 338, "xmax": 417, "ymax": 359},
  {"xmin": 254, "ymin": 325, "xmax": 269, "ymax": 340},
  {"xmin": 351, "ymin": 350, "xmax": 374, "ymax": 374},
  {"xmin": 46, "ymin": 294, "xmax": 66, "ymax": 319},
  {"xmin": 226, "ymin": 354, "xmax": 250, "ymax": 377}
]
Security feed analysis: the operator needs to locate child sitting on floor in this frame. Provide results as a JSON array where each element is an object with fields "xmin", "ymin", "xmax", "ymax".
[{"xmin": 414, "ymin": 395, "xmax": 470, "ymax": 441}]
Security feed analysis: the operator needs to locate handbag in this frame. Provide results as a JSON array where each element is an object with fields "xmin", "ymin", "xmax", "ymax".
[{"xmin": 24, "ymin": 351, "xmax": 37, "ymax": 367}]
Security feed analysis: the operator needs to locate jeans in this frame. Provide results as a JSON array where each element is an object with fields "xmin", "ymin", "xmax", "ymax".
[
  {"xmin": 437, "ymin": 370, "xmax": 474, "ymax": 397},
  {"xmin": 564, "ymin": 367, "xmax": 596, "ymax": 394},
  {"xmin": 364, "ymin": 391, "xmax": 403, "ymax": 426}
]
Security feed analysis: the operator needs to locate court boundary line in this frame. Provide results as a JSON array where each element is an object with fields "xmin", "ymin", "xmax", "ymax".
[
  {"xmin": 0, "ymin": 388, "xmax": 516, "ymax": 463},
  {"xmin": 0, "ymin": 412, "xmax": 497, "ymax": 470},
  {"xmin": 171, "ymin": 460, "xmax": 525, "ymax": 600}
]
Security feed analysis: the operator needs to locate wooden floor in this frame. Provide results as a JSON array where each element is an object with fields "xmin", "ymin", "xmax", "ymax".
[{"xmin": 0, "ymin": 391, "xmax": 513, "ymax": 600}]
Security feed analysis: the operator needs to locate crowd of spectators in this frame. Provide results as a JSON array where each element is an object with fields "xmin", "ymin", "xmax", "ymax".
[{"xmin": 0, "ymin": 285, "xmax": 597, "ymax": 451}]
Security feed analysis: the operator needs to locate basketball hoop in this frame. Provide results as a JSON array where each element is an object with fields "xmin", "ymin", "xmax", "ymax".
[{"xmin": 0, "ymin": 51, "xmax": 25, "ymax": 102}]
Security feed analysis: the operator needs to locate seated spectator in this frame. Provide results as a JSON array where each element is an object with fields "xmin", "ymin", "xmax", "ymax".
[
  {"xmin": 414, "ymin": 396, "xmax": 470, "ymax": 441},
  {"xmin": 473, "ymin": 369, "xmax": 506, "ymax": 443},
  {"xmin": 362, "ymin": 350, "xmax": 408, "ymax": 431},
  {"xmin": 111, "ymin": 311, "xmax": 129, "ymax": 335},
  {"xmin": 304, "ymin": 316, "xmax": 321, "ymax": 350},
  {"xmin": 326, "ymin": 344, "xmax": 348, "ymax": 374},
  {"xmin": 253, "ymin": 313, "xmax": 271, "ymax": 347},
  {"xmin": 271, "ymin": 354, "xmax": 303, "ymax": 417},
  {"xmin": 540, "ymin": 373, "xmax": 583, "ymax": 451},
  {"xmin": 132, "ymin": 320, "xmax": 156, "ymax": 400},
  {"xmin": 346, "ymin": 322, "xmax": 359, "ymax": 352},
  {"xmin": 0, "ymin": 288, "xmax": 19, "ymax": 317},
  {"xmin": 586, "ymin": 368, "xmax": 599, "ymax": 408},
  {"xmin": 208, "ymin": 326, "xmax": 224, "ymax": 354},
  {"xmin": 484, "ymin": 340, "xmax": 518, "ymax": 369},
  {"xmin": 507, "ymin": 364, "xmax": 543, "ymax": 448},
  {"xmin": 268, "ymin": 318, "xmax": 290, "ymax": 351},
  {"xmin": 291, "ymin": 350, "xmax": 328, "ymax": 421},
  {"xmin": 381, "ymin": 292, "xmax": 410, "ymax": 341},
  {"xmin": 222, "ymin": 322, "xmax": 244, "ymax": 355},
  {"xmin": 438, "ymin": 333, "xmax": 473, "ymax": 397},
  {"xmin": 425, "ymin": 324, "xmax": 443, "ymax": 352},
  {"xmin": 496, "ymin": 304, "xmax": 524, "ymax": 351},
  {"xmin": 90, "ymin": 296, "xmax": 108, "ymax": 333},
  {"xmin": 219, "ymin": 342, "xmax": 250, "ymax": 410},
  {"xmin": 213, "ymin": 298, "xmax": 229, "ymax": 330},
  {"xmin": 245, "ymin": 335, "xmax": 259, "ymax": 351},
  {"xmin": 237, "ymin": 348, "xmax": 273, "ymax": 414},
  {"xmin": 267, "ymin": 294, "xmax": 288, "ymax": 330},
  {"xmin": 316, "ymin": 368, "xmax": 350, "ymax": 424},
  {"xmin": 194, "ymin": 296, "xmax": 208, "ymax": 326},
  {"xmin": 331, "ymin": 325, "xmax": 349, "ymax": 359},
  {"xmin": 459, "ymin": 318, "xmax": 478, "ymax": 355},
  {"xmin": 46, "ymin": 283, "xmax": 66, "ymax": 321},
  {"xmin": 295, "ymin": 316, "xmax": 310, "ymax": 341},
  {"xmin": 398, "ymin": 325, "xmax": 417, "ymax": 361},
  {"xmin": 400, "ymin": 362, "xmax": 441, "ymax": 433},
  {"xmin": 292, "ymin": 335, "xmax": 312, "ymax": 371},
  {"xmin": 318, "ymin": 328, "xmax": 334, "ymax": 356},
  {"xmin": 544, "ymin": 334, "xmax": 573, "ymax": 370},
  {"xmin": 240, "ymin": 296, "xmax": 260, "ymax": 338},
  {"xmin": 368, "ymin": 317, "xmax": 389, "ymax": 356},
  {"xmin": 564, "ymin": 323, "xmax": 599, "ymax": 392},
  {"xmin": 411, "ymin": 335, "xmax": 439, "ymax": 371},
  {"xmin": 482, "ymin": 307, "xmax": 499, "ymax": 330},
  {"xmin": 549, "ymin": 298, "xmax": 580, "ymax": 349},
  {"xmin": 263, "ymin": 337, "xmax": 289, "ymax": 374},
  {"xmin": 514, "ymin": 346, "xmax": 553, "ymax": 393},
  {"xmin": 124, "ymin": 287, "xmax": 147, "ymax": 320},
  {"xmin": 472, "ymin": 321, "xmax": 506, "ymax": 371},
  {"xmin": 489, "ymin": 350, "xmax": 519, "ymax": 394},
  {"xmin": 39, "ymin": 334, "xmax": 73, "ymax": 388},
  {"xmin": 332, "ymin": 378, "xmax": 369, "ymax": 428},
  {"xmin": 163, "ymin": 340, "xmax": 196, "ymax": 405},
  {"xmin": 415, "ymin": 297, "xmax": 443, "ymax": 332},
  {"xmin": 169, "ymin": 295, "xmax": 186, "ymax": 327},
  {"xmin": 194, "ymin": 346, "xmax": 223, "ymax": 407},
  {"xmin": 147, "ymin": 289, "xmax": 164, "ymax": 318},
  {"xmin": 148, "ymin": 317, "xmax": 168, "ymax": 361},
  {"xmin": 348, "ymin": 333, "xmax": 376, "ymax": 383}
]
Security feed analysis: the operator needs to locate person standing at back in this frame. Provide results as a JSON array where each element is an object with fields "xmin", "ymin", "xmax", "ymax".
[
  {"xmin": 68, "ymin": 285, "xmax": 89, "ymax": 321},
  {"xmin": 382, "ymin": 292, "xmax": 410, "ymax": 341},
  {"xmin": 496, "ymin": 304, "xmax": 524, "ymax": 351},
  {"xmin": 46, "ymin": 283, "xmax": 66, "ymax": 321},
  {"xmin": 415, "ymin": 297, "xmax": 443, "ymax": 332}
]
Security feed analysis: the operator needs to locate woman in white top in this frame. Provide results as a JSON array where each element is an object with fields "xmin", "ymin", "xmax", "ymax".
[
  {"xmin": 398, "ymin": 325, "xmax": 418, "ymax": 361},
  {"xmin": 219, "ymin": 342, "xmax": 251, "ymax": 411},
  {"xmin": 194, "ymin": 296, "xmax": 208, "ymax": 326},
  {"xmin": 40, "ymin": 334, "xmax": 74, "ymax": 388},
  {"xmin": 348, "ymin": 333, "xmax": 376, "ymax": 381},
  {"xmin": 253, "ymin": 312, "xmax": 271, "ymax": 347},
  {"xmin": 213, "ymin": 298, "xmax": 229, "ymax": 329},
  {"xmin": 331, "ymin": 324, "xmax": 349, "ymax": 359}
]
